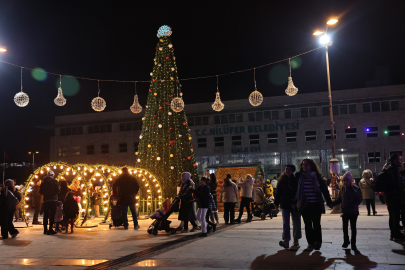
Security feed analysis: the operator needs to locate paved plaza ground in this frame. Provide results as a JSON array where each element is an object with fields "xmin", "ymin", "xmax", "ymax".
[{"xmin": 1, "ymin": 204, "xmax": 404, "ymax": 269}]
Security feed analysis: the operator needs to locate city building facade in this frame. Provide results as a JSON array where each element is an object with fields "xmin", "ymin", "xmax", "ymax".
[{"xmin": 46, "ymin": 85, "xmax": 405, "ymax": 179}]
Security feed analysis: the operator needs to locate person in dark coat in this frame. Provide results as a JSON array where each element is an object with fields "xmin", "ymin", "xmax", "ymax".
[
  {"xmin": 275, "ymin": 165, "xmax": 301, "ymax": 249},
  {"xmin": 0, "ymin": 179, "xmax": 19, "ymax": 239},
  {"xmin": 112, "ymin": 167, "xmax": 140, "ymax": 230},
  {"xmin": 63, "ymin": 192, "xmax": 79, "ymax": 233},
  {"xmin": 39, "ymin": 170, "xmax": 60, "ymax": 235},
  {"xmin": 92, "ymin": 186, "xmax": 101, "ymax": 217},
  {"xmin": 55, "ymin": 180, "xmax": 70, "ymax": 232},
  {"xmin": 32, "ymin": 179, "xmax": 43, "ymax": 225},
  {"xmin": 295, "ymin": 159, "xmax": 333, "ymax": 250},
  {"xmin": 208, "ymin": 173, "xmax": 219, "ymax": 224},
  {"xmin": 178, "ymin": 172, "xmax": 195, "ymax": 233},
  {"xmin": 384, "ymin": 154, "xmax": 405, "ymax": 241},
  {"xmin": 190, "ymin": 177, "xmax": 211, "ymax": 237},
  {"xmin": 331, "ymin": 172, "xmax": 363, "ymax": 251}
]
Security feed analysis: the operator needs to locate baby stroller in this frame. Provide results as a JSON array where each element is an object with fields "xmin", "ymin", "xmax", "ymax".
[
  {"xmin": 252, "ymin": 188, "xmax": 277, "ymax": 220},
  {"xmin": 147, "ymin": 198, "xmax": 179, "ymax": 235},
  {"xmin": 109, "ymin": 195, "xmax": 125, "ymax": 229}
]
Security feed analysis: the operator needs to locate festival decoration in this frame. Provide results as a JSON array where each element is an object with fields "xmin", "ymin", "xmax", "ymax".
[
  {"xmin": 285, "ymin": 58, "xmax": 298, "ymax": 96},
  {"xmin": 92, "ymin": 80, "xmax": 106, "ymax": 112},
  {"xmin": 14, "ymin": 68, "xmax": 29, "ymax": 107},
  {"xmin": 212, "ymin": 76, "xmax": 224, "ymax": 112},
  {"xmin": 249, "ymin": 68, "xmax": 263, "ymax": 106},
  {"xmin": 54, "ymin": 75, "xmax": 67, "ymax": 106},
  {"xmin": 137, "ymin": 26, "xmax": 198, "ymax": 197},
  {"xmin": 130, "ymin": 82, "xmax": 142, "ymax": 114},
  {"xmin": 20, "ymin": 162, "xmax": 163, "ymax": 227}
]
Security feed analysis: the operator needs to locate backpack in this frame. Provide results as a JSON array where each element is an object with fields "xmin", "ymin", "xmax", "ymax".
[
  {"xmin": 374, "ymin": 170, "xmax": 388, "ymax": 192},
  {"xmin": 7, "ymin": 190, "xmax": 21, "ymax": 212}
]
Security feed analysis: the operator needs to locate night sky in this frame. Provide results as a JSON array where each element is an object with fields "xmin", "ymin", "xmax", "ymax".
[{"xmin": 0, "ymin": 0, "xmax": 404, "ymax": 166}]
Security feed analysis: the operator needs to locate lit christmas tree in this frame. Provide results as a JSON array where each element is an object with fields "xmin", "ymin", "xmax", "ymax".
[{"xmin": 136, "ymin": 25, "xmax": 198, "ymax": 198}]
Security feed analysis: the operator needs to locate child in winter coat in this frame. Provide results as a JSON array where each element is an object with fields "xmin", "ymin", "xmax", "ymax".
[
  {"xmin": 63, "ymin": 192, "xmax": 79, "ymax": 233},
  {"xmin": 265, "ymin": 180, "xmax": 274, "ymax": 198},
  {"xmin": 190, "ymin": 177, "xmax": 211, "ymax": 237},
  {"xmin": 331, "ymin": 172, "xmax": 362, "ymax": 251}
]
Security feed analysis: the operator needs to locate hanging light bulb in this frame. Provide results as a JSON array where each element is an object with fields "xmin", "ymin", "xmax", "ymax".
[
  {"xmin": 249, "ymin": 68, "xmax": 263, "ymax": 106},
  {"xmin": 14, "ymin": 68, "xmax": 29, "ymax": 107},
  {"xmin": 92, "ymin": 80, "xmax": 106, "ymax": 112},
  {"xmin": 212, "ymin": 76, "xmax": 224, "ymax": 112},
  {"xmin": 285, "ymin": 58, "xmax": 298, "ymax": 96},
  {"xmin": 130, "ymin": 82, "xmax": 142, "ymax": 113},
  {"xmin": 54, "ymin": 75, "xmax": 67, "ymax": 106},
  {"xmin": 171, "ymin": 97, "xmax": 184, "ymax": 112}
]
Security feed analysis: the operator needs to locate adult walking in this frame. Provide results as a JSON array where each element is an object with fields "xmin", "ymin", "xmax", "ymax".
[
  {"xmin": 235, "ymin": 174, "xmax": 254, "ymax": 223},
  {"xmin": 0, "ymin": 179, "xmax": 20, "ymax": 239},
  {"xmin": 275, "ymin": 165, "xmax": 301, "ymax": 249},
  {"xmin": 113, "ymin": 167, "xmax": 140, "ymax": 230},
  {"xmin": 178, "ymin": 172, "xmax": 196, "ymax": 233},
  {"xmin": 208, "ymin": 173, "xmax": 219, "ymax": 224},
  {"xmin": 295, "ymin": 159, "xmax": 332, "ymax": 250},
  {"xmin": 39, "ymin": 170, "xmax": 60, "ymax": 235},
  {"xmin": 331, "ymin": 172, "xmax": 362, "ymax": 251},
  {"xmin": 384, "ymin": 154, "xmax": 405, "ymax": 241},
  {"xmin": 32, "ymin": 179, "xmax": 43, "ymax": 225},
  {"xmin": 359, "ymin": 169, "xmax": 377, "ymax": 216},
  {"xmin": 221, "ymin": 174, "xmax": 239, "ymax": 224}
]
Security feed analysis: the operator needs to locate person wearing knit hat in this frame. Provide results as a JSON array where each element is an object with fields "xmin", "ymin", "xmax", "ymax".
[{"xmin": 330, "ymin": 171, "xmax": 363, "ymax": 251}]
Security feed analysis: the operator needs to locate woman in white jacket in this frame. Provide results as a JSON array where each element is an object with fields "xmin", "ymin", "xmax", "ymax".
[
  {"xmin": 235, "ymin": 174, "xmax": 254, "ymax": 223},
  {"xmin": 221, "ymin": 176, "xmax": 239, "ymax": 224}
]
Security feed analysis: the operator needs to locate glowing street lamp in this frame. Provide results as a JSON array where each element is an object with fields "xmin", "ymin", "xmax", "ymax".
[
  {"xmin": 28, "ymin": 151, "xmax": 39, "ymax": 172},
  {"xmin": 0, "ymin": 45, "xmax": 7, "ymax": 52}
]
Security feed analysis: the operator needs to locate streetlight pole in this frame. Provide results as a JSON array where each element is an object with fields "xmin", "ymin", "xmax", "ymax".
[
  {"xmin": 28, "ymin": 152, "xmax": 39, "ymax": 173},
  {"xmin": 314, "ymin": 18, "xmax": 340, "ymax": 213}
]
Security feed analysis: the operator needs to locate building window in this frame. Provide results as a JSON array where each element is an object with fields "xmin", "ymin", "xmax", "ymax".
[
  {"xmin": 60, "ymin": 126, "xmax": 83, "ymax": 136},
  {"xmin": 188, "ymin": 116, "xmax": 209, "ymax": 126},
  {"xmin": 228, "ymin": 113, "xmax": 243, "ymax": 123},
  {"xmin": 134, "ymin": 142, "xmax": 139, "ymax": 152},
  {"xmin": 249, "ymin": 135, "xmax": 260, "ymax": 144},
  {"xmin": 87, "ymin": 145, "xmax": 94, "ymax": 155},
  {"xmin": 120, "ymin": 122, "xmax": 141, "ymax": 131},
  {"xmin": 286, "ymin": 132, "xmax": 297, "ymax": 142},
  {"xmin": 58, "ymin": 147, "xmax": 66, "ymax": 157},
  {"xmin": 325, "ymin": 129, "xmax": 336, "ymax": 140},
  {"xmin": 389, "ymin": 151, "xmax": 402, "ymax": 157},
  {"xmin": 214, "ymin": 115, "xmax": 228, "ymax": 124},
  {"xmin": 366, "ymin": 127, "xmax": 378, "ymax": 137},
  {"xmin": 292, "ymin": 109, "xmax": 300, "ymax": 118},
  {"xmin": 198, "ymin": 138, "xmax": 207, "ymax": 148},
  {"xmin": 323, "ymin": 104, "xmax": 356, "ymax": 116},
  {"xmin": 286, "ymin": 107, "xmax": 316, "ymax": 119},
  {"xmin": 214, "ymin": 137, "xmax": 224, "ymax": 147},
  {"xmin": 101, "ymin": 144, "xmax": 109, "ymax": 154},
  {"xmin": 284, "ymin": 110, "xmax": 292, "ymax": 119},
  {"xmin": 305, "ymin": 131, "xmax": 317, "ymax": 141},
  {"xmin": 363, "ymin": 101, "xmax": 399, "ymax": 113},
  {"xmin": 187, "ymin": 117, "xmax": 195, "ymax": 126},
  {"xmin": 214, "ymin": 116, "xmax": 220, "ymax": 124},
  {"xmin": 232, "ymin": 136, "xmax": 242, "ymax": 146},
  {"xmin": 267, "ymin": 133, "xmax": 278, "ymax": 143},
  {"xmin": 386, "ymin": 125, "xmax": 400, "ymax": 136},
  {"xmin": 264, "ymin": 111, "xmax": 279, "ymax": 120},
  {"xmin": 89, "ymin": 124, "xmax": 112, "ymax": 133},
  {"xmin": 255, "ymin": 112, "xmax": 263, "ymax": 121},
  {"xmin": 345, "ymin": 128, "xmax": 357, "ymax": 139},
  {"xmin": 72, "ymin": 147, "xmax": 80, "ymax": 156},
  {"xmin": 248, "ymin": 113, "xmax": 255, "ymax": 122},
  {"xmin": 368, "ymin": 152, "xmax": 380, "ymax": 163},
  {"xmin": 133, "ymin": 122, "xmax": 142, "ymax": 130},
  {"xmin": 119, "ymin": 143, "xmax": 127, "ymax": 153}
]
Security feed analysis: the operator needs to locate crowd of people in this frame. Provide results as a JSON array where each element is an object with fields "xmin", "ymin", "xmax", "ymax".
[{"xmin": 1, "ymin": 154, "xmax": 404, "ymax": 252}]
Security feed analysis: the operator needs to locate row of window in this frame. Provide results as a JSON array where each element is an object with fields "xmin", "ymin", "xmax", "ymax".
[
  {"xmin": 88, "ymin": 124, "xmax": 112, "ymax": 134},
  {"xmin": 367, "ymin": 151, "xmax": 402, "ymax": 163},
  {"xmin": 197, "ymin": 125, "xmax": 402, "ymax": 147},
  {"xmin": 119, "ymin": 122, "xmax": 142, "ymax": 131},
  {"xmin": 60, "ymin": 126, "xmax": 83, "ymax": 136},
  {"xmin": 58, "ymin": 143, "xmax": 139, "ymax": 156}
]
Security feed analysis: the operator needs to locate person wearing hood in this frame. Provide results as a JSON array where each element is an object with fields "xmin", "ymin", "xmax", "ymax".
[
  {"xmin": 178, "ymin": 172, "xmax": 197, "ymax": 233},
  {"xmin": 331, "ymin": 172, "xmax": 363, "ymax": 251},
  {"xmin": 0, "ymin": 179, "xmax": 20, "ymax": 239},
  {"xmin": 235, "ymin": 174, "xmax": 254, "ymax": 223},
  {"xmin": 359, "ymin": 169, "xmax": 377, "ymax": 216},
  {"xmin": 40, "ymin": 170, "xmax": 60, "ymax": 235},
  {"xmin": 295, "ymin": 159, "xmax": 332, "ymax": 250}
]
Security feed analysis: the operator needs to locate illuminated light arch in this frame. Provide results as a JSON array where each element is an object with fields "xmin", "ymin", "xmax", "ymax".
[{"xmin": 20, "ymin": 162, "xmax": 164, "ymax": 227}]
